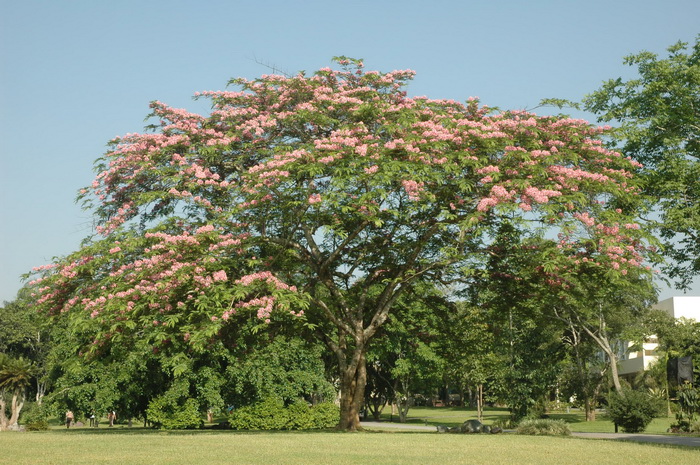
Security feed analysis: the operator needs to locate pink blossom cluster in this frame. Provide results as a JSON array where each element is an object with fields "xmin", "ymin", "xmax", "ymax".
[
  {"xmin": 401, "ymin": 180, "xmax": 425, "ymax": 201},
  {"xmin": 235, "ymin": 271, "xmax": 297, "ymax": 292}
]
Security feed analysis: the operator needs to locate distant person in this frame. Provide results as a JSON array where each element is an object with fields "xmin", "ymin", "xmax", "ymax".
[
  {"xmin": 108, "ymin": 410, "xmax": 117, "ymax": 427},
  {"xmin": 89, "ymin": 412, "xmax": 96, "ymax": 427},
  {"xmin": 65, "ymin": 410, "xmax": 74, "ymax": 429}
]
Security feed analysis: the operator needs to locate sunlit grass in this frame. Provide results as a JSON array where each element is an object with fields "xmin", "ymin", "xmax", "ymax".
[
  {"xmin": 2, "ymin": 428, "xmax": 698, "ymax": 465},
  {"xmin": 375, "ymin": 405, "xmax": 676, "ymax": 434}
]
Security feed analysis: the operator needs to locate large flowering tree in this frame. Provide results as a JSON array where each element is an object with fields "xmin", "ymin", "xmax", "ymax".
[{"xmin": 30, "ymin": 58, "xmax": 650, "ymax": 430}]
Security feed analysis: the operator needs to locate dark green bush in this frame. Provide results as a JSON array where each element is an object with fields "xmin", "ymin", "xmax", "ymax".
[
  {"xmin": 21, "ymin": 402, "xmax": 50, "ymax": 431},
  {"xmin": 286, "ymin": 400, "xmax": 316, "ymax": 430},
  {"xmin": 671, "ymin": 383, "xmax": 699, "ymax": 432},
  {"xmin": 146, "ymin": 387, "xmax": 203, "ymax": 430},
  {"xmin": 607, "ymin": 390, "xmax": 662, "ymax": 433},
  {"xmin": 228, "ymin": 398, "xmax": 339, "ymax": 430},
  {"xmin": 310, "ymin": 402, "xmax": 340, "ymax": 429},
  {"xmin": 516, "ymin": 418, "xmax": 571, "ymax": 436},
  {"xmin": 229, "ymin": 397, "xmax": 290, "ymax": 430}
]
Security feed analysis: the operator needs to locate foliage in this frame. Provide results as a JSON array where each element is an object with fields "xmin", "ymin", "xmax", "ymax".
[
  {"xmin": 145, "ymin": 380, "xmax": 202, "ymax": 429},
  {"xmin": 0, "ymin": 354, "xmax": 35, "ymax": 430},
  {"xmin": 20, "ymin": 402, "xmax": 50, "ymax": 431},
  {"xmin": 226, "ymin": 337, "xmax": 335, "ymax": 407},
  {"xmin": 28, "ymin": 57, "xmax": 652, "ymax": 430},
  {"xmin": 516, "ymin": 418, "xmax": 571, "ymax": 436},
  {"xmin": 228, "ymin": 397, "xmax": 338, "ymax": 430},
  {"xmin": 583, "ymin": 36, "xmax": 700, "ymax": 288},
  {"xmin": 672, "ymin": 383, "xmax": 700, "ymax": 432},
  {"xmin": 366, "ymin": 283, "xmax": 446, "ymax": 422},
  {"xmin": 606, "ymin": 389, "xmax": 663, "ymax": 433},
  {"xmin": 0, "ymin": 290, "xmax": 52, "ymax": 404}
]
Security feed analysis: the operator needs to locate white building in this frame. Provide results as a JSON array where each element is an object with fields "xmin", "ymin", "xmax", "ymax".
[{"xmin": 618, "ymin": 296, "xmax": 700, "ymax": 377}]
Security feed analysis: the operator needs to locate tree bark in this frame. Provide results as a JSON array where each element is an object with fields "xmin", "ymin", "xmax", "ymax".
[
  {"xmin": 8, "ymin": 390, "xmax": 24, "ymax": 427},
  {"xmin": 337, "ymin": 352, "xmax": 367, "ymax": 431},
  {"xmin": 476, "ymin": 384, "xmax": 483, "ymax": 422},
  {"xmin": 0, "ymin": 391, "xmax": 8, "ymax": 431}
]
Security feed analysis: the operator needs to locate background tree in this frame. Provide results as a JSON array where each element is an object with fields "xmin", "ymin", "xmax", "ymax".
[
  {"xmin": 0, "ymin": 355, "xmax": 34, "ymax": 430},
  {"xmin": 365, "ymin": 284, "xmax": 446, "ymax": 422},
  {"xmin": 438, "ymin": 301, "xmax": 499, "ymax": 420},
  {"xmin": 30, "ymin": 58, "xmax": 651, "ymax": 431},
  {"xmin": 0, "ymin": 289, "xmax": 51, "ymax": 404},
  {"xmin": 583, "ymin": 36, "xmax": 700, "ymax": 288}
]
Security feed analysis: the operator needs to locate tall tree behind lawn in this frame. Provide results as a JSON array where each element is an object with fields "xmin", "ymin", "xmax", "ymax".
[
  {"xmin": 583, "ymin": 36, "xmax": 700, "ymax": 288},
  {"xmin": 30, "ymin": 58, "xmax": 650, "ymax": 431}
]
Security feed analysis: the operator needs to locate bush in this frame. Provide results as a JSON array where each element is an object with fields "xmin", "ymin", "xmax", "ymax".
[
  {"xmin": 146, "ymin": 396, "xmax": 202, "ymax": 429},
  {"xmin": 606, "ymin": 390, "xmax": 662, "ymax": 433},
  {"xmin": 671, "ymin": 384, "xmax": 699, "ymax": 432},
  {"xmin": 21, "ymin": 402, "xmax": 50, "ymax": 431},
  {"xmin": 516, "ymin": 418, "xmax": 571, "ymax": 436},
  {"xmin": 229, "ymin": 397, "xmax": 290, "ymax": 430},
  {"xmin": 310, "ymin": 402, "xmax": 340, "ymax": 429},
  {"xmin": 228, "ymin": 398, "xmax": 339, "ymax": 430},
  {"xmin": 491, "ymin": 416, "xmax": 518, "ymax": 430}
]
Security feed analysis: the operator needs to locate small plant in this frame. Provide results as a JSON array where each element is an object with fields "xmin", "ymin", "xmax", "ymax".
[
  {"xmin": 20, "ymin": 402, "xmax": 50, "ymax": 431},
  {"xmin": 146, "ymin": 380, "xmax": 203, "ymax": 429},
  {"xmin": 671, "ymin": 383, "xmax": 699, "ymax": 432},
  {"xmin": 228, "ymin": 398, "xmax": 339, "ymax": 430},
  {"xmin": 606, "ymin": 390, "xmax": 662, "ymax": 433},
  {"xmin": 516, "ymin": 418, "xmax": 571, "ymax": 436},
  {"xmin": 491, "ymin": 416, "xmax": 518, "ymax": 430},
  {"xmin": 310, "ymin": 402, "xmax": 340, "ymax": 429}
]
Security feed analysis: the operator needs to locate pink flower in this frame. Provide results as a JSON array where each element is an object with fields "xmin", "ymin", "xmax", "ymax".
[
  {"xmin": 212, "ymin": 270, "xmax": 228, "ymax": 282},
  {"xmin": 308, "ymin": 193, "xmax": 322, "ymax": 204},
  {"xmin": 401, "ymin": 180, "xmax": 425, "ymax": 201}
]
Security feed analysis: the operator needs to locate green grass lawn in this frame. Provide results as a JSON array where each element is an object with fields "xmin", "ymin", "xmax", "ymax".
[
  {"xmin": 1, "ymin": 428, "xmax": 698, "ymax": 465},
  {"xmin": 375, "ymin": 406, "xmax": 677, "ymax": 434}
]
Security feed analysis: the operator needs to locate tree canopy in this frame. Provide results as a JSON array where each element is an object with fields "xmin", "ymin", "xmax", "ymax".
[
  {"xmin": 28, "ymin": 57, "xmax": 651, "ymax": 430},
  {"xmin": 583, "ymin": 36, "xmax": 700, "ymax": 288}
]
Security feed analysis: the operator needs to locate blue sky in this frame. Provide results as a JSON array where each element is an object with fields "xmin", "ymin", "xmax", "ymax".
[{"xmin": 1, "ymin": 0, "xmax": 698, "ymax": 303}]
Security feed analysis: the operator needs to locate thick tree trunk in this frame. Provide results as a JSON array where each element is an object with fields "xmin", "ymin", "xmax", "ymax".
[
  {"xmin": 0, "ymin": 392, "xmax": 8, "ymax": 431},
  {"xmin": 584, "ymin": 397, "xmax": 596, "ymax": 421},
  {"xmin": 8, "ymin": 391, "xmax": 24, "ymax": 427},
  {"xmin": 338, "ymin": 353, "xmax": 367, "ymax": 431}
]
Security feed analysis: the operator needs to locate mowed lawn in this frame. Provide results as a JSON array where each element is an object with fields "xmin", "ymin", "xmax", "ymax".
[
  {"xmin": 375, "ymin": 406, "xmax": 676, "ymax": 433},
  {"xmin": 2, "ymin": 428, "xmax": 699, "ymax": 465}
]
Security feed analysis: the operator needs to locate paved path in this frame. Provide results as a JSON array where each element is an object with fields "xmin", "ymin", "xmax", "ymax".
[
  {"xmin": 360, "ymin": 421, "xmax": 700, "ymax": 447},
  {"xmin": 571, "ymin": 431, "xmax": 700, "ymax": 447}
]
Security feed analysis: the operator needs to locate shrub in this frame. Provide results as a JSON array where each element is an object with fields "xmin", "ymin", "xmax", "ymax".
[
  {"xmin": 606, "ymin": 390, "xmax": 662, "ymax": 433},
  {"xmin": 146, "ymin": 396, "xmax": 202, "ymax": 429},
  {"xmin": 285, "ymin": 400, "xmax": 316, "ymax": 430},
  {"xmin": 516, "ymin": 418, "xmax": 571, "ymax": 436},
  {"xmin": 229, "ymin": 397, "xmax": 290, "ymax": 430},
  {"xmin": 310, "ymin": 402, "xmax": 340, "ymax": 429},
  {"xmin": 21, "ymin": 402, "xmax": 50, "ymax": 431},
  {"xmin": 672, "ymin": 383, "xmax": 699, "ymax": 432},
  {"xmin": 228, "ymin": 398, "xmax": 339, "ymax": 430},
  {"xmin": 492, "ymin": 416, "xmax": 518, "ymax": 430}
]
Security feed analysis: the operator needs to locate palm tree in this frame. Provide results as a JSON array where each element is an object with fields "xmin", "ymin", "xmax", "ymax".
[{"xmin": 0, "ymin": 354, "xmax": 34, "ymax": 430}]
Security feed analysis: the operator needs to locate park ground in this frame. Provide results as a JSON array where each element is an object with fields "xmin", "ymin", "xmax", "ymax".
[{"xmin": 2, "ymin": 407, "xmax": 699, "ymax": 465}]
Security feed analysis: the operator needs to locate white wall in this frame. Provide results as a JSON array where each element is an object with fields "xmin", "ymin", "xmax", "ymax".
[{"xmin": 654, "ymin": 296, "xmax": 700, "ymax": 321}]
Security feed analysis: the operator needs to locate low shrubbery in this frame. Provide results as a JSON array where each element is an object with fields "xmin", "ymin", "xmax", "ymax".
[
  {"xmin": 146, "ymin": 381, "xmax": 204, "ymax": 429},
  {"xmin": 606, "ymin": 390, "xmax": 662, "ymax": 433},
  {"xmin": 228, "ymin": 398, "xmax": 339, "ymax": 430},
  {"xmin": 516, "ymin": 418, "xmax": 571, "ymax": 436},
  {"xmin": 20, "ymin": 402, "xmax": 50, "ymax": 431},
  {"xmin": 670, "ymin": 384, "xmax": 700, "ymax": 433}
]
